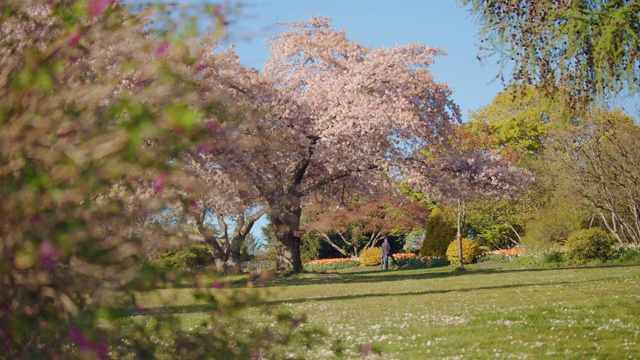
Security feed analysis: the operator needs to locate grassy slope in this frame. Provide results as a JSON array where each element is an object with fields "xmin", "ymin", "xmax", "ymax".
[{"xmin": 135, "ymin": 263, "xmax": 640, "ymax": 359}]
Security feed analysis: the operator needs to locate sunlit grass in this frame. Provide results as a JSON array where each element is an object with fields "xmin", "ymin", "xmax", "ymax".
[{"xmin": 132, "ymin": 263, "xmax": 640, "ymax": 359}]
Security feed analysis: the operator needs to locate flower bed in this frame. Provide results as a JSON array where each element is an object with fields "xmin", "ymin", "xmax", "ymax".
[
  {"xmin": 481, "ymin": 248, "xmax": 524, "ymax": 257},
  {"xmin": 394, "ymin": 253, "xmax": 418, "ymax": 260},
  {"xmin": 304, "ymin": 258, "xmax": 360, "ymax": 271},
  {"xmin": 477, "ymin": 247, "xmax": 524, "ymax": 263}
]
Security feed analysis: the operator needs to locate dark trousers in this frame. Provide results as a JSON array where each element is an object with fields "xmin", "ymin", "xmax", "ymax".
[{"xmin": 381, "ymin": 253, "xmax": 399, "ymax": 270}]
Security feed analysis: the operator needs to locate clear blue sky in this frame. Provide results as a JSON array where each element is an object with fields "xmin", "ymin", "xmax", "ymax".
[{"xmin": 225, "ymin": 0, "xmax": 505, "ymax": 122}]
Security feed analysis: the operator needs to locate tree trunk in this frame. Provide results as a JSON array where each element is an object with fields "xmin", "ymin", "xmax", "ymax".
[
  {"xmin": 319, "ymin": 233, "xmax": 349, "ymax": 257},
  {"xmin": 271, "ymin": 196, "xmax": 303, "ymax": 271},
  {"xmin": 205, "ymin": 239, "xmax": 242, "ymax": 274},
  {"xmin": 224, "ymin": 248, "xmax": 242, "ymax": 274},
  {"xmin": 275, "ymin": 231, "xmax": 302, "ymax": 271},
  {"xmin": 196, "ymin": 208, "xmax": 266, "ymax": 275},
  {"xmin": 456, "ymin": 199, "xmax": 465, "ymax": 268}
]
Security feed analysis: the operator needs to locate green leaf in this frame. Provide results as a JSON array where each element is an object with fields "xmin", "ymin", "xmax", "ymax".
[{"xmin": 165, "ymin": 104, "xmax": 200, "ymax": 130}]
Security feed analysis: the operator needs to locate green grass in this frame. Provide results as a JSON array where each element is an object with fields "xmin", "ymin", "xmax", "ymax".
[{"xmin": 132, "ymin": 263, "xmax": 640, "ymax": 359}]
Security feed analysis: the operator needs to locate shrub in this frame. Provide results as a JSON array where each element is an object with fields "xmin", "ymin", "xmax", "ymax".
[
  {"xmin": 420, "ymin": 256, "xmax": 450, "ymax": 268},
  {"xmin": 396, "ymin": 257, "xmax": 424, "ymax": 269},
  {"xmin": 420, "ymin": 207, "xmax": 457, "ymax": 257},
  {"xmin": 446, "ymin": 238, "xmax": 481, "ymax": 265},
  {"xmin": 159, "ymin": 243, "xmax": 213, "ymax": 269},
  {"xmin": 359, "ymin": 247, "xmax": 382, "ymax": 266},
  {"xmin": 522, "ymin": 201, "xmax": 586, "ymax": 250},
  {"xmin": 539, "ymin": 248, "xmax": 566, "ymax": 264},
  {"xmin": 565, "ymin": 228, "xmax": 616, "ymax": 263},
  {"xmin": 0, "ymin": 2, "xmax": 328, "ymax": 358},
  {"xmin": 612, "ymin": 244, "xmax": 640, "ymax": 264}
]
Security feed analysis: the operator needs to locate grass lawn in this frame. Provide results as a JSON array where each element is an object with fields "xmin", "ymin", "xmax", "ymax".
[{"xmin": 133, "ymin": 263, "xmax": 640, "ymax": 359}]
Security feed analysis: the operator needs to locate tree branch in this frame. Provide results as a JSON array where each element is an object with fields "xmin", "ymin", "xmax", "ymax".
[{"xmin": 299, "ymin": 164, "xmax": 378, "ymax": 196}]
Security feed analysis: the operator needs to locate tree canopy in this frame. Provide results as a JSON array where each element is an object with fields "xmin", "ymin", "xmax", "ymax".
[
  {"xmin": 197, "ymin": 16, "xmax": 461, "ymax": 270},
  {"xmin": 462, "ymin": 0, "xmax": 640, "ymax": 108}
]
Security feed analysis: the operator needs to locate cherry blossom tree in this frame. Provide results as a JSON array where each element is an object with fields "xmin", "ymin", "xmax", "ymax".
[
  {"xmin": 417, "ymin": 126, "xmax": 532, "ymax": 267},
  {"xmin": 183, "ymin": 155, "xmax": 268, "ymax": 273},
  {"xmin": 197, "ymin": 16, "xmax": 460, "ymax": 271}
]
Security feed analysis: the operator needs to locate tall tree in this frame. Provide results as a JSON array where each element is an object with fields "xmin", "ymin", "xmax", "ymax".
[
  {"xmin": 553, "ymin": 109, "xmax": 640, "ymax": 244},
  {"xmin": 462, "ymin": 0, "xmax": 640, "ymax": 108},
  {"xmin": 418, "ymin": 127, "xmax": 531, "ymax": 267},
  {"xmin": 462, "ymin": 86, "xmax": 563, "ymax": 249},
  {"xmin": 198, "ymin": 16, "xmax": 460, "ymax": 271},
  {"xmin": 465, "ymin": 86, "xmax": 562, "ymax": 159},
  {"xmin": 420, "ymin": 207, "xmax": 458, "ymax": 257},
  {"xmin": 182, "ymin": 151, "xmax": 267, "ymax": 274},
  {"xmin": 194, "ymin": 207, "xmax": 267, "ymax": 274}
]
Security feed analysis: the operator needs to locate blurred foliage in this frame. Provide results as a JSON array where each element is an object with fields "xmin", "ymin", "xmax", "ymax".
[{"xmin": 0, "ymin": 1, "xmax": 323, "ymax": 358}]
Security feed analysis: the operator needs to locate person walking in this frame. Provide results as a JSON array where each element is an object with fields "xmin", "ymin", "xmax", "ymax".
[{"xmin": 381, "ymin": 238, "xmax": 399, "ymax": 270}]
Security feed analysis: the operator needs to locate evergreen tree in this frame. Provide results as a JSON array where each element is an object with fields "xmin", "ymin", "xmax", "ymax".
[{"xmin": 420, "ymin": 207, "xmax": 457, "ymax": 257}]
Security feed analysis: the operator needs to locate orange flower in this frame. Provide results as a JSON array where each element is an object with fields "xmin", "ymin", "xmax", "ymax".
[
  {"xmin": 304, "ymin": 258, "xmax": 356, "ymax": 266},
  {"xmin": 481, "ymin": 248, "xmax": 524, "ymax": 257},
  {"xmin": 394, "ymin": 253, "xmax": 418, "ymax": 260}
]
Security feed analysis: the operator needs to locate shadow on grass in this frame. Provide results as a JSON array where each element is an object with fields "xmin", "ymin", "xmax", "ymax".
[
  {"xmin": 257, "ymin": 277, "xmax": 608, "ymax": 306},
  {"xmin": 258, "ymin": 263, "xmax": 640, "ymax": 288},
  {"xmin": 125, "ymin": 276, "xmax": 605, "ymax": 318},
  {"xmin": 136, "ymin": 263, "xmax": 640, "ymax": 290},
  {"xmin": 124, "ymin": 304, "xmax": 218, "ymax": 317}
]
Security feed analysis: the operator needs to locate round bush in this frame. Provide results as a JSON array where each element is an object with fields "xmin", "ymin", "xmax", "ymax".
[
  {"xmin": 446, "ymin": 238, "xmax": 481, "ymax": 265},
  {"xmin": 359, "ymin": 247, "xmax": 382, "ymax": 266},
  {"xmin": 565, "ymin": 228, "xmax": 616, "ymax": 263},
  {"xmin": 159, "ymin": 243, "xmax": 213, "ymax": 269}
]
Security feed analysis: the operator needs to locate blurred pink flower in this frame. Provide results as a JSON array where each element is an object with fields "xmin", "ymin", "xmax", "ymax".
[
  {"xmin": 37, "ymin": 240, "xmax": 60, "ymax": 270},
  {"xmin": 197, "ymin": 141, "xmax": 213, "ymax": 154},
  {"xmin": 155, "ymin": 42, "xmax": 169, "ymax": 57},
  {"xmin": 69, "ymin": 31, "xmax": 81, "ymax": 46},
  {"xmin": 362, "ymin": 344, "xmax": 372, "ymax": 356},
  {"xmin": 205, "ymin": 121, "xmax": 220, "ymax": 133},
  {"xmin": 87, "ymin": 0, "xmax": 111, "ymax": 17},
  {"xmin": 152, "ymin": 174, "xmax": 165, "ymax": 192},
  {"xmin": 68, "ymin": 327, "xmax": 91, "ymax": 351},
  {"xmin": 189, "ymin": 198, "xmax": 198, "ymax": 209},
  {"xmin": 195, "ymin": 62, "xmax": 209, "ymax": 72}
]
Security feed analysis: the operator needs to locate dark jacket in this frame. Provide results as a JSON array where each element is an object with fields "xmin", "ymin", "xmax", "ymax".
[{"xmin": 382, "ymin": 241, "xmax": 391, "ymax": 256}]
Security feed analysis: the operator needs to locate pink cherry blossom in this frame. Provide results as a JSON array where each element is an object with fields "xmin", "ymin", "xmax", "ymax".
[
  {"xmin": 152, "ymin": 174, "xmax": 165, "ymax": 193},
  {"xmin": 192, "ymin": 17, "xmax": 461, "ymax": 270},
  {"xmin": 87, "ymin": 0, "xmax": 111, "ymax": 17},
  {"xmin": 69, "ymin": 31, "xmax": 81, "ymax": 46},
  {"xmin": 155, "ymin": 42, "xmax": 169, "ymax": 57}
]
